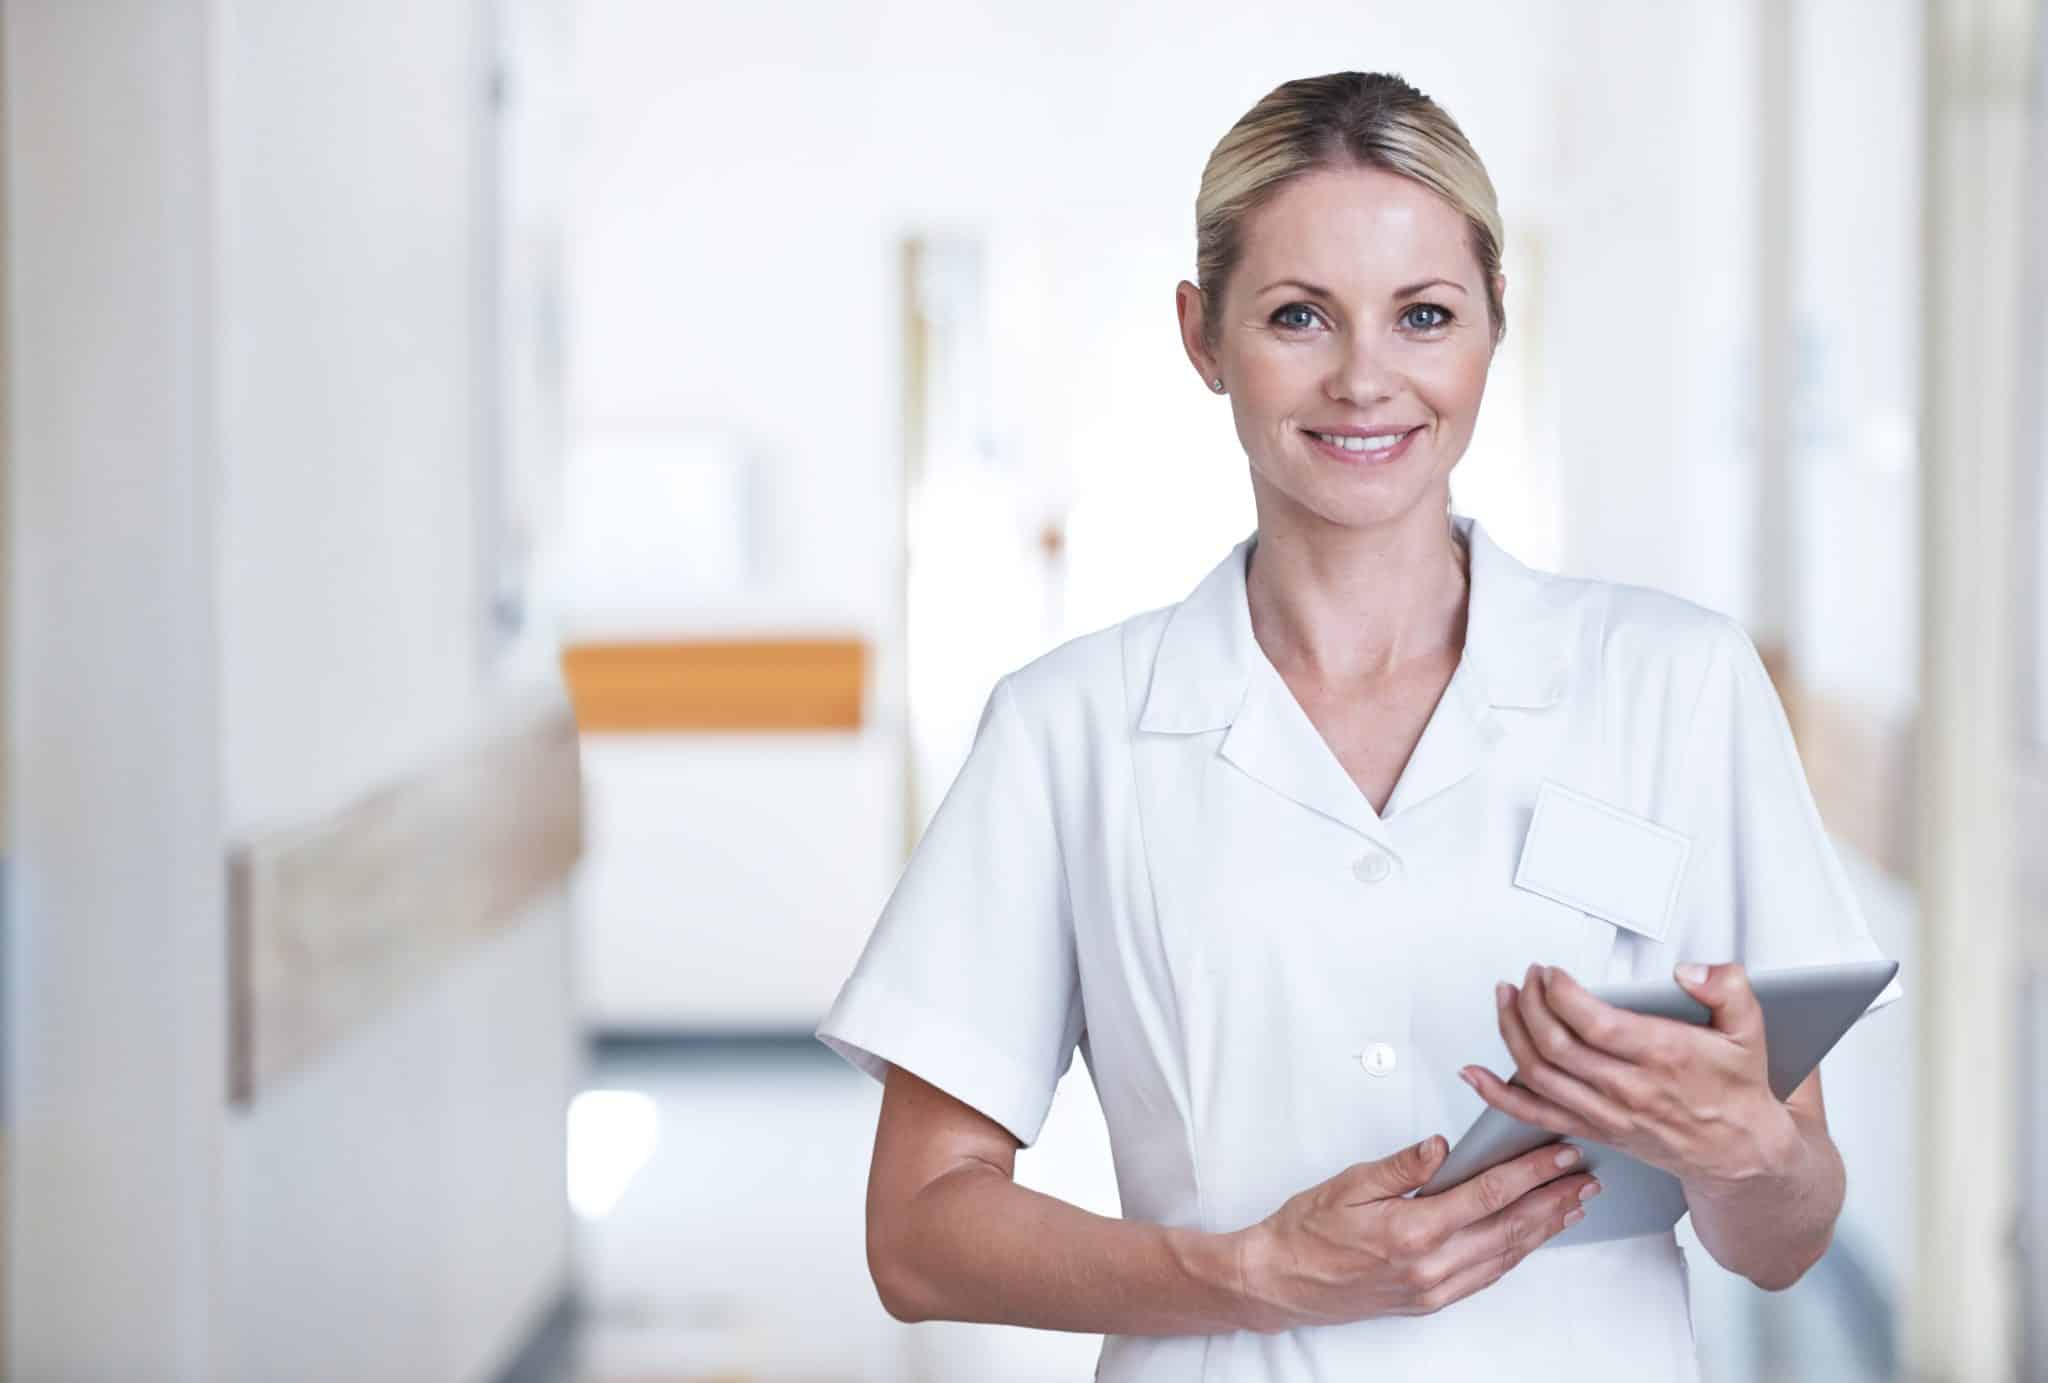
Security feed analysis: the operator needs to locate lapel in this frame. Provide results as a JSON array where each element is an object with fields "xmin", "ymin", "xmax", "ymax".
[{"xmin": 1136, "ymin": 512, "xmax": 1574, "ymax": 845}]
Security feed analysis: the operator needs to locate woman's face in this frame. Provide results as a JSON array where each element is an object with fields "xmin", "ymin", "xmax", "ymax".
[{"xmin": 1178, "ymin": 163, "xmax": 1503, "ymax": 537}]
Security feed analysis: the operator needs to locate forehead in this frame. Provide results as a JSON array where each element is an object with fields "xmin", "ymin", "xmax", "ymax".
[{"xmin": 1236, "ymin": 165, "xmax": 1475, "ymax": 291}]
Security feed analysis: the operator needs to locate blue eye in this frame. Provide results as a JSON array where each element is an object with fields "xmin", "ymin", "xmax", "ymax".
[
  {"xmin": 1404, "ymin": 303, "xmax": 1454, "ymax": 331},
  {"xmin": 1271, "ymin": 303, "xmax": 1322, "ymax": 331}
]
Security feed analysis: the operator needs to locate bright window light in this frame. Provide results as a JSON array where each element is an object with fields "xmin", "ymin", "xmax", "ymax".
[{"xmin": 567, "ymin": 1089, "xmax": 659, "ymax": 1220}]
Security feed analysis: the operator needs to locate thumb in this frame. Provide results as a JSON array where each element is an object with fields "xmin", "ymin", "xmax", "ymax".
[
  {"xmin": 1675, "ymin": 961, "xmax": 1764, "ymax": 1043},
  {"xmin": 1347, "ymin": 1134, "xmax": 1447, "ymax": 1200}
]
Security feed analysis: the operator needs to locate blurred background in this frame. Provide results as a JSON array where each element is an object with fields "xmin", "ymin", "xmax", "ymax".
[{"xmin": 2, "ymin": 0, "xmax": 2043, "ymax": 1379}]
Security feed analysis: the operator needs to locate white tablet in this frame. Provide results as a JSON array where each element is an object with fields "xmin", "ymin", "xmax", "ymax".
[{"xmin": 1413, "ymin": 959, "xmax": 1900, "ymax": 1250}]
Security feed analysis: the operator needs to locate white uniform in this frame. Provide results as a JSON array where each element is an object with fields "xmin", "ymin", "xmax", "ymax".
[{"xmin": 816, "ymin": 511, "xmax": 1904, "ymax": 1382}]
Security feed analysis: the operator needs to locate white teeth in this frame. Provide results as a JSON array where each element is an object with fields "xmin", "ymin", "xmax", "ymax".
[{"xmin": 1310, "ymin": 428, "xmax": 1410, "ymax": 453}]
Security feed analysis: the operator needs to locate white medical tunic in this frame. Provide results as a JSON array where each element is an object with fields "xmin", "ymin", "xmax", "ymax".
[{"xmin": 817, "ymin": 512, "xmax": 1904, "ymax": 1382}]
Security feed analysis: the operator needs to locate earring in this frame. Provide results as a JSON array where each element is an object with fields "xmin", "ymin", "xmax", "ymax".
[{"xmin": 1211, "ymin": 377, "xmax": 1225, "ymax": 393}]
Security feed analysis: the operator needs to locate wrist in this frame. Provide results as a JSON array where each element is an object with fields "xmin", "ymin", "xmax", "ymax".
[
  {"xmin": 1220, "ymin": 1221, "xmax": 1291, "ymax": 1335},
  {"xmin": 1694, "ymin": 1098, "xmax": 1806, "ymax": 1198}
]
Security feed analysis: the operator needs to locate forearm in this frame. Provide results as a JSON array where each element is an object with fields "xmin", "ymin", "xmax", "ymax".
[
  {"xmin": 1682, "ymin": 1104, "xmax": 1844, "ymax": 1291},
  {"xmin": 873, "ymin": 1160, "xmax": 1260, "ymax": 1335}
]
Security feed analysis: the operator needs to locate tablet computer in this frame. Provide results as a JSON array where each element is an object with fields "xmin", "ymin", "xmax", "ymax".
[{"xmin": 1413, "ymin": 959, "xmax": 1900, "ymax": 1250}]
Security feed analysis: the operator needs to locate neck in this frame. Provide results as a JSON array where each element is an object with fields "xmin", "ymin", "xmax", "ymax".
[{"xmin": 1245, "ymin": 505, "xmax": 1470, "ymax": 688}]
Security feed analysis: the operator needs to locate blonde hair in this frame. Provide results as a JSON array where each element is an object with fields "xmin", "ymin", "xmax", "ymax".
[{"xmin": 1195, "ymin": 72, "xmax": 1506, "ymax": 353}]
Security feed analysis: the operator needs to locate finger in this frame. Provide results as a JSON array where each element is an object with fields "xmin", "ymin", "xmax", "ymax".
[
  {"xmin": 1675, "ymin": 961, "xmax": 1766, "ymax": 1045},
  {"xmin": 1493, "ymin": 980, "xmax": 1588, "ymax": 1110},
  {"xmin": 1459, "ymin": 1063, "xmax": 1596, "ymax": 1141},
  {"xmin": 1527, "ymin": 969, "xmax": 1665, "ymax": 1105},
  {"xmin": 1405, "ymin": 1171, "xmax": 1599, "ymax": 1314},
  {"xmin": 1503, "ymin": 969, "xmax": 1639, "ymax": 1131},
  {"xmin": 1540, "ymin": 966, "xmax": 1669, "ymax": 1064},
  {"xmin": 1338, "ymin": 1134, "xmax": 1448, "ymax": 1204},
  {"xmin": 1408, "ymin": 1137, "xmax": 1586, "ymax": 1239}
]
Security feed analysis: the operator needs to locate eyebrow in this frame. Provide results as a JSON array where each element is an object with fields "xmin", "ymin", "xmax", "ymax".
[{"xmin": 1259, "ymin": 277, "xmax": 1469, "ymax": 299}]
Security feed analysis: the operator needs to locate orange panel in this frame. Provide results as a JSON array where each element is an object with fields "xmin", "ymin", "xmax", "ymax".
[{"xmin": 560, "ymin": 638, "xmax": 868, "ymax": 732}]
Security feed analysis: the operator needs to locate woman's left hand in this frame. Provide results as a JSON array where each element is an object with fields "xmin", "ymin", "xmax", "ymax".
[{"xmin": 1458, "ymin": 962, "xmax": 1800, "ymax": 1192}]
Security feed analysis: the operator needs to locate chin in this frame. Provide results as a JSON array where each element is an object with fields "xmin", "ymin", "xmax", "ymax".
[
  {"xmin": 1313, "ymin": 473, "xmax": 1445, "ymax": 525},
  {"xmin": 1288, "ymin": 492, "xmax": 1418, "ymax": 535},
  {"xmin": 1251, "ymin": 453, "xmax": 1452, "ymax": 534}
]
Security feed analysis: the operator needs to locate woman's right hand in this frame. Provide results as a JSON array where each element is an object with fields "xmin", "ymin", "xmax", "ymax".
[{"xmin": 1233, "ymin": 1135, "xmax": 1600, "ymax": 1331}]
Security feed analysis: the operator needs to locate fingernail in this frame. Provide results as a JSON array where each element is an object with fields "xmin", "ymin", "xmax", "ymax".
[
  {"xmin": 1676, "ymin": 963, "xmax": 1709, "ymax": 985},
  {"xmin": 1458, "ymin": 1068, "xmax": 1478, "ymax": 1091},
  {"xmin": 1580, "ymin": 1181, "xmax": 1603, "ymax": 1201},
  {"xmin": 1495, "ymin": 982, "xmax": 1513, "ymax": 1010},
  {"xmin": 1554, "ymin": 1146, "xmax": 1581, "ymax": 1169},
  {"xmin": 1563, "ymin": 1208, "xmax": 1586, "ymax": 1227}
]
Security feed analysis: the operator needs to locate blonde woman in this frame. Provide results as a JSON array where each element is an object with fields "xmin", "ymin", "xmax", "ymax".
[{"xmin": 817, "ymin": 71, "xmax": 1900, "ymax": 1381}]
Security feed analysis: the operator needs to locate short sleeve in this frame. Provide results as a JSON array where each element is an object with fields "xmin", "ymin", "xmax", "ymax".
[
  {"xmin": 814, "ymin": 673, "xmax": 1083, "ymax": 1146},
  {"xmin": 1668, "ymin": 616, "xmax": 1905, "ymax": 1021}
]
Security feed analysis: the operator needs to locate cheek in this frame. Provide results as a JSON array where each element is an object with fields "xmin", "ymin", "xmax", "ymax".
[
  {"xmin": 1233, "ymin": 373, "xmax": 1315, "ymax": 443},
  {"xmin": 1420, "ymin": 349, "xmax": 1493, "ymax": 421},
  {"xmin": 1234, "ymin": 342, "xmax": 1321, "ymax": 400}
]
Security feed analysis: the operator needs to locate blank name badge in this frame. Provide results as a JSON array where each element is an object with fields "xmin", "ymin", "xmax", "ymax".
[{"xmin": 1512, "ymin": 779, "xmax": 1691, "ymax": 942}]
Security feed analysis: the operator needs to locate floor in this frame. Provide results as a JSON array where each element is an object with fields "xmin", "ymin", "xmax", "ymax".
[{"xmin": 563, "ymin": 1035, "xmax": 1120, "ymax": 1383}]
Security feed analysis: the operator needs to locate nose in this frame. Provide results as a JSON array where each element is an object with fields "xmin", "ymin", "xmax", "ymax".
[{"xmin": 1327, "ymin": 331, "xmax": 1397, "ymax": 406}]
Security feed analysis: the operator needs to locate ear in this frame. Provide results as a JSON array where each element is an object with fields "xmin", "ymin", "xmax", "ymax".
[{"xmin": 1175, "ymin": 280, "xmax": 1220, "ymax": 389}]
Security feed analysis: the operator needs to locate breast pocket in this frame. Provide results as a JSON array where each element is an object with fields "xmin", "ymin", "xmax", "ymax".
[{"xmin": 1510, "ymin": 779, "xmax": 1692, "ymax": 981}]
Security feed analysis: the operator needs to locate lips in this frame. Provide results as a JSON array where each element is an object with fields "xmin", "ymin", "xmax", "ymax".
[{"xmin": 1301, "ymin": 424, "xmax": 1424, "ymax": 460}]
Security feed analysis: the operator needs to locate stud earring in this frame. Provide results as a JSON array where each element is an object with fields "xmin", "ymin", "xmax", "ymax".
[{"xmin": 1211, "ymin": 377, "xmax": 1225, "ymax": 393}]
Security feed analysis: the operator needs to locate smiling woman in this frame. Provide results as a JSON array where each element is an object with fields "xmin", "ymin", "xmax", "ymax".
[
  {"xmin": 816, "ymin": 70, "xmax": 1902, "ymax": 1383},
  {"xmin": 1175, "ymin": 79, "xmax": 1504, "ymax": 563}
]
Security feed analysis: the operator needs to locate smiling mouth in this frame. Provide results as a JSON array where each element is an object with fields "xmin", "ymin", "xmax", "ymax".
[{"xmin": 1302, "ymin": 426, "xmax": 1422, "ymax": 454}]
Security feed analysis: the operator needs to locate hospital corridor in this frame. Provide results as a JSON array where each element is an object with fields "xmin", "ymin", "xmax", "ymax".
[{"xmin": 3, "ymin": 1, "xmax": 2045, "ymax": 1380}]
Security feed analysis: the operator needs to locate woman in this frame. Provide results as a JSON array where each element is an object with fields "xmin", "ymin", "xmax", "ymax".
[{"xmin": 816, "ymin": 71, "xmax": 1901, "ymax": 1381}]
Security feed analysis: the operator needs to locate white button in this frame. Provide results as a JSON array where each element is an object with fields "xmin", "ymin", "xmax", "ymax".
[
  {"xmin": 1352, "ymin": 850, "xmax": 1393, "ymax": 884},
  {"xmin": 1358, "ymin": 1042, "xmax": 1398, "ymax": 1077}
]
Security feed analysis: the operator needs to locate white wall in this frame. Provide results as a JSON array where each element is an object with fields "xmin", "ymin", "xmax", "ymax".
[
  {"xmin": 213, "ymin": 2, "xmax": 573, "ymax": 1379},
  {"xmin": 6, "ymin": 1, "xmax": 576, "ymax": 1378},
  {"xmin": 5, "ymin": 2, "xmax": 228, "ymax": 1373},
  {"xmin": 1788, "ymin": 0, "xmax": 1922, "ymax": 720},
  {"xmin": 1544, "ymin": 0, "xmax": 1763, "ymax": 616}
]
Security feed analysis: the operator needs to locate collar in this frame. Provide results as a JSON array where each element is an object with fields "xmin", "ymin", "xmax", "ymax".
[
  {"xmin": 1135, "ymin": 512, "xmax": 1574, "ymax": 833},
  {"xmin": 1139, "ymin": 512, "xmax": 1570, "ymax": 734}
]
